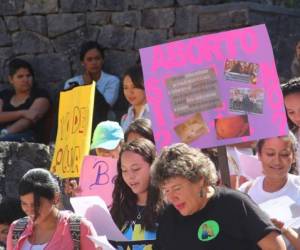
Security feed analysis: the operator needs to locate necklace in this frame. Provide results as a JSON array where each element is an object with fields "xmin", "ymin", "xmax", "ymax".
[
  {"xmin": 136, "ymin": 206, "xmax": 145, "ymax": 220},
  {"xmin": 129, "ymin": 206, "xmax": 145, "ymax": 227},
  {"xmin": 11, "ymin": 94, "xmax": 29, "ymax": 107}
]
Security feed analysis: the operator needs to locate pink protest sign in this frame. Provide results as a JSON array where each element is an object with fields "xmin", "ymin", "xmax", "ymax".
[
  {"xmin": 79, "ymin": 155, "xmax": 117, "ymax": 206},
  {"xmin": 140, "ymin": 24, "xmax": 288, "ymax": 151}
]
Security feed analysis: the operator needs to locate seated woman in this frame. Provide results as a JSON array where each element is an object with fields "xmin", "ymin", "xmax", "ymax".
[
  {"xmin": 64, "ymin": 41, "xmax": 120, "ymax": 129},
  {"xmin": 6, "ymin": 168, "xmax": 99, "ymax": 250},
  {"xmin": 0, "ymin": 59, "xmax": 50, "ymax": 142},
  {"xmin": 121, "ymin": 65, "xmax": 150, "ymax": 132},
  {"xmin": 239, "ymin": 133, "xmax": 300, "ymax": 249},
  {"xmin": 110, "ymin": 138, "xmax": 163, "ymax": 249},
  {"xmin": 152, "ymin": 143, "xmax": 286, "ymax": 250}
]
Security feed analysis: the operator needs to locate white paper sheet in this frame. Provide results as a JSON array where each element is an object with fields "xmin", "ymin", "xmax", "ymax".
[
  {"xmin": 70, "ymin": 196, "xmax": 128, "ymax": 241},
  {"xmin": 259, "ymin": 195, "xmax": 300, "ymax": 228},
  {"xmin": 88, "ymin": 235, "xmax": 116, "ymax": 250},
  {"xmin": 227, "ymin": 146, "xmax": 262, "ymax": 180},
  {"xmin": 239, "ymin": 154, "xmax": 262, "ymax": 180},
  {"xmin": 285, "ymin": 216, "xmax": 300, "ymax": 229}
]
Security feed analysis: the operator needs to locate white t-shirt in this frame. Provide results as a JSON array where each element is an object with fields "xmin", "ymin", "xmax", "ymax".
[
  {"xmin": 239, "ymin": 174, "xmax": 300, "ymax": 204},
  {"xmin": 22, "ymin": 239, "xmax": 47, "ymax": 250},
  {"xmin": 240, "ymin": 174, "xmax": 300, "ymax": 250}
]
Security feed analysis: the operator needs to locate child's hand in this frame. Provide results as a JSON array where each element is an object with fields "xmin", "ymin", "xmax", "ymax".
[{"xmin": 63, "ymin": 178, "xmax": 81, "ymax": 197}]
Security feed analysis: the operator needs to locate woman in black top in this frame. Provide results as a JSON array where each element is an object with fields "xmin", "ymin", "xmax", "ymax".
[
  {"xmin": 151, "ymin": 143, "xmax": 286, "ymax": 250},
  {"xmin": 0, "ymin": 59, "xmax": 50, "ymax": 142}
]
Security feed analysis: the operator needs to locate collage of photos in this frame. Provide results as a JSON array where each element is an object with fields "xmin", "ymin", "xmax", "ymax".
[
  {"xmin": 166, "ymin": 68, "xmax": 222, "ymax": 144},
  {"xmin": 224, "ymin": 59, "xmax": 259, "ymax": 84},
  {"xmin": 168, "ymin": 59, "xmax": 264, "ymax": 143},
  {"xmin": 216, "ymin": 59, "xmax": 263, "ymax": 140}
]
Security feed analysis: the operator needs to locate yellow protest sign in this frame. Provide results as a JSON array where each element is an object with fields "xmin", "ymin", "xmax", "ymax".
[{"xmin": 50, "ymin": 83, "xmax": 95, "ymax": 178}]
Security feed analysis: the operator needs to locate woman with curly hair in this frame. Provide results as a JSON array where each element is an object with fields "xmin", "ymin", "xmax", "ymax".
[
  {"xmin": 152, "ymin": 143, "xmax": 286, "ymax": 250},
  {"xmin": 110, "ymin": 138, "xmax": 163, "ymax": 249}
]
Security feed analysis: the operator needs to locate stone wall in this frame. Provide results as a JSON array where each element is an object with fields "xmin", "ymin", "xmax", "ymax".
[
  {"xmin": 0, "ymin": 1, "xmax": 299, "ymax": 100},
  {"xmin": 0, "ymin": 142, "xmax": 51, "ymax": 199},
  {"xmin": 0, "ymin": 0, "xmax": 299, "ymax": 200}
]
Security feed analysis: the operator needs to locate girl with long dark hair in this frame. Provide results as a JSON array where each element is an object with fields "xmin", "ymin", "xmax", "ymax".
[{"xmin": 110, "ymin": 138, "xmax": 163, "ymax": 249}]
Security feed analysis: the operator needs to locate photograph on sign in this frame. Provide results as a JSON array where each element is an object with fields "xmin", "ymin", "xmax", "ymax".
[
  {"xmin": 229, "ymin": 88, "xmax": 264, "ymax": 114},
  {"xmin": 215, "ymin": 115, "xmax": 250, "ymax": 140},
  {"xmin": 224, "ymin": 59, "xmax": 259, "ymax": 84},
  {"xmin": 174, "ymin": 113, "xmax": 209, "ymax": 143},
  {"xmin": 166, "ymin": 68, "xmax": 222, "ymax": 116}
]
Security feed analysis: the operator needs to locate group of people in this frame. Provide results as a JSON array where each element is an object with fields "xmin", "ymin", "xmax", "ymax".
[
  {"xmin": 225, "ymin": 60, "xmax": 258, "ymax": 76},
  {"xmin": 231, "ymin": 91, "xmax": 258, "ymax": 112},
  {"xmin": 3, "ymin": 115, "xmax": 300, "ymax": 249},
  {"xmin": 2, "ymin": 129, "xmax": 298, "ymax": 249},
  {"xmin": 0, "ymin": 40, "xmax": 150, "ymax": 143},
  {"xmin": 2, "ymin": 38, "xmax": 300, "ymax": 250}
]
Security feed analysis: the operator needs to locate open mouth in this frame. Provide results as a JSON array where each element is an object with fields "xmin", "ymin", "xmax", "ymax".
[
  {"xmin": 130, "ymin": 183, "xmax": 139, "ymax": 189},
  {"xmin": 175, "ymin": 203, "xmax": 185, "ymax": 211},
  {"xmin": 129, "ymin": 97, "xmax": 136, "ymax": 103},
  {"xmin": 269, "ymin": 166, "xmax": 284, "ymax": 171}
]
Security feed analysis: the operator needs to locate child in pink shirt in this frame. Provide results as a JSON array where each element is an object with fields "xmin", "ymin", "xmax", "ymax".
[{"xmin": 6, "ymin": 168, "xmax": 99, "ymax": 250}]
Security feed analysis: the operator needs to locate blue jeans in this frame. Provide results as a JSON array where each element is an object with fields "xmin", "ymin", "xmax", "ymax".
[{"xmin": 0, "ymin": 130, "xmax": 36, "ymax": 142}]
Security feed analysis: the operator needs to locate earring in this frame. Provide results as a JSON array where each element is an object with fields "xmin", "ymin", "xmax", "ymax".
[{"xmin": 199, "ymin": 187, "xmax": 204, "ymax": 198}]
